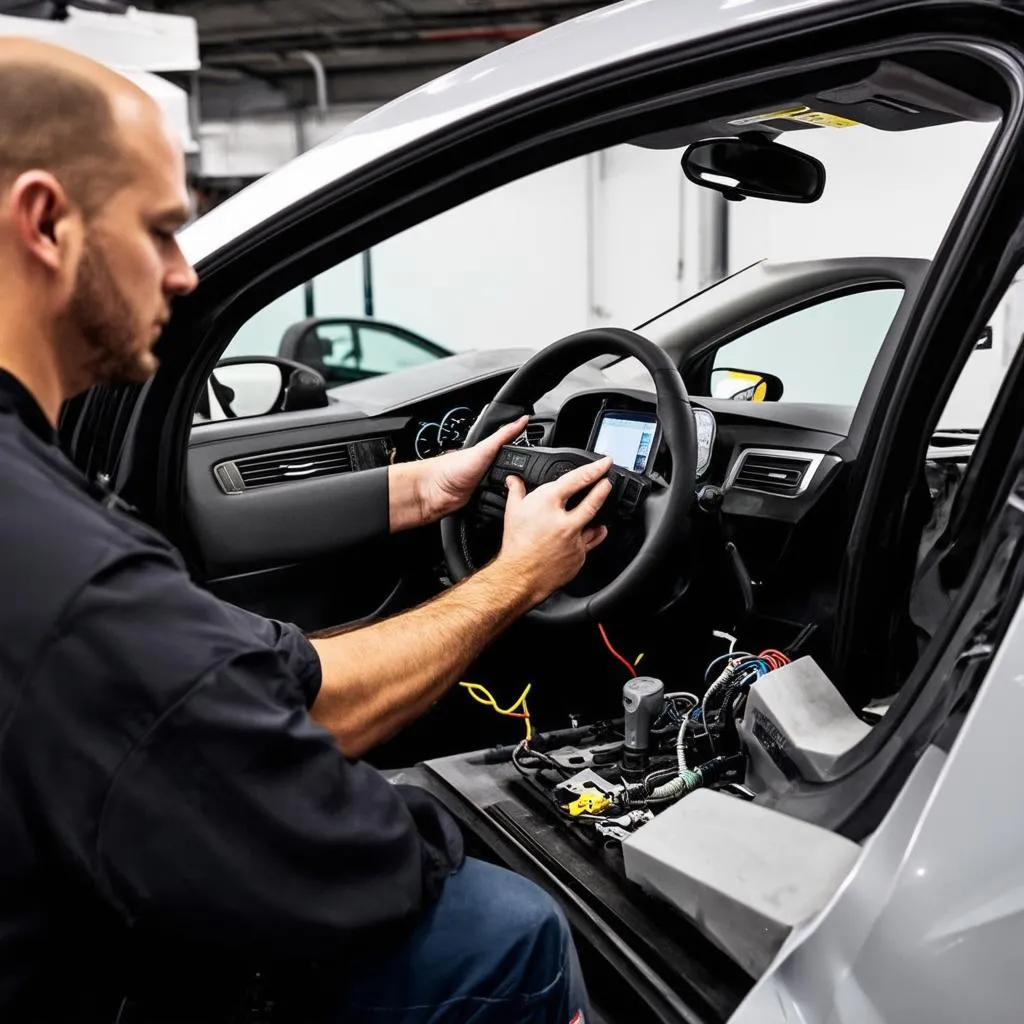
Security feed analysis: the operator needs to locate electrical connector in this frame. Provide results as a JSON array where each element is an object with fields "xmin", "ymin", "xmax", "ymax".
[{"xmin": 566, "ymin": 792, "xmax": 612, "ymax": 816}]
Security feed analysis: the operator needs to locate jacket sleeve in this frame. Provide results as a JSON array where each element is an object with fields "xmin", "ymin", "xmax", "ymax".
[{"xmin": 21, "ymin": 549, "xmax": 463, "ymax": 959}]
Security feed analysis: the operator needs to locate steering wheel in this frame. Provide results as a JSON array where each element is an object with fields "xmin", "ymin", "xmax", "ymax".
[{"xmin": 440, "ymin": 328, "xmax": 697, "ymax": 625}]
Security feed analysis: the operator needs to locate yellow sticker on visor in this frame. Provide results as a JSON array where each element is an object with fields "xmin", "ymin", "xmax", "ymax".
[
  {"xmin": 729, "ymin": 106, "xmax": 859, "ymax": 129},
  {"xmin": 789, "ymin": 110, "xmax": 858, "ymax": 128},
  {"xmin": 729, "ymin": 107, "xmax": 809, "ymax": 126}
]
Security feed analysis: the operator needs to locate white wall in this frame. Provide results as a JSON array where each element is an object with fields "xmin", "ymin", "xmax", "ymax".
[
  {"xmin": 371, "ymin": 158, "xmax": 589, "ymax": 351},
  {"xmin": 200, "ymin": 106, "xmax": 372, "ymax": 179},
  {"xmin": 727, "ymin": 121, "xmax": 996, "ymax": 266},
  {"xmin": 590, "ymin": 146, "xmax": 690, "ymax": 327},
  {"xmin": 223, "ymin": 143, "xmax": 692, "ymax": 359}
]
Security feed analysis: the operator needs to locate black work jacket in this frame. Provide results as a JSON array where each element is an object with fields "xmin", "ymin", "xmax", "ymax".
[{"xmin": 0, "ymin": 372, "xmax": 463, "ymax": 1022}]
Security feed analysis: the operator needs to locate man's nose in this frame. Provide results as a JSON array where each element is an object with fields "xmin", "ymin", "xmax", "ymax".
[{"xmin": 166, "ymin": 242, "xmax": 198, "ymax": 296}]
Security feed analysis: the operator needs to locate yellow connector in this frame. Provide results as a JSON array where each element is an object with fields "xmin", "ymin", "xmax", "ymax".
[{"xmin": 566, "ymin": 792, "xmax": 611, "ymax": 817}]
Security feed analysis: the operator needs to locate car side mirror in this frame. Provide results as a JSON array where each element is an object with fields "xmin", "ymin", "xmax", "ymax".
[
  {"xmin": 199, "ymin": 357, "xmax": 328, "ymax": 422},
  {"xmin": 710, "ymin": 368, "xmax": 785, "ymax": 402},
  {"xmin": 681, "ymin": 135, "xmax": 826, "ymax": 204}
]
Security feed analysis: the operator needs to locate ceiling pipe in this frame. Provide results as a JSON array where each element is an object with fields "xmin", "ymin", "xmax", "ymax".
[
  {"xmin": 291, "ymin": 48, "xmax": 327, "ymax": 119},
  {"xmin": 199, "ymin": 18, "xmax": 559, "ymax": 48}
]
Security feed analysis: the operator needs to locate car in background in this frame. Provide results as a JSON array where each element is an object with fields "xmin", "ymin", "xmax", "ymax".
[{"xmin": 277, "ymin": 316, "xmax": 453, "ymax": 386}]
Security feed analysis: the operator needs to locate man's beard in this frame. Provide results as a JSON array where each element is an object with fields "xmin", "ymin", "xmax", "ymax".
[{"xmin": 64, "ymin": 240, "xmax": 158, "ymax": 386}]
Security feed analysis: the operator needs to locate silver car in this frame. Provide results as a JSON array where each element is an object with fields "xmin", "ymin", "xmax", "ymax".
[{"xmin": 81, "ymin": 1, "xmax": 1024, "ymax": 1020}]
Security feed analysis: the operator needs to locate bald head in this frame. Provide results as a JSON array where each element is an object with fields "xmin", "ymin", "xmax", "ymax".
[
  {"xmin": 0, "ymin": 37, "xmax": 196, "ymax": 420},
  {"xmin": 0, "ymin": 38, "xmax": 161, "ymax": 216}
]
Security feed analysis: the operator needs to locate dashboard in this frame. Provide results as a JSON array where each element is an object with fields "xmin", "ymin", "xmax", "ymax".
[
  {"xmin": 189, "ymin": 342, "xmax": 850, "ymax": 606},
  {"xmin": 411, "ymin": 400, "xmax": 718, "ymax": 480}
]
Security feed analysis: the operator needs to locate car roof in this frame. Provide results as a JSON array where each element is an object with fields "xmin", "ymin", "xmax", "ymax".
[{"xmin": 180, "ymin": 0, "xmax": 863, "ymax": 266}]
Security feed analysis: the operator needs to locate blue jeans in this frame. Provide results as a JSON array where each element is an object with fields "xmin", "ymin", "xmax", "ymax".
[{"xmin": 311, "ymin": 858, "xmax": 590, "ymax": 1023}]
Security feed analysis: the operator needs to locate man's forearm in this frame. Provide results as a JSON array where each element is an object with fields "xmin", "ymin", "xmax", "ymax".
[
  {"xmin": 309, "ymin": 558, "xmax": 536, "ymax": 757},
  {"xmin": 387, "ymin": 461, "xmax": 429, "ymax": 532}
]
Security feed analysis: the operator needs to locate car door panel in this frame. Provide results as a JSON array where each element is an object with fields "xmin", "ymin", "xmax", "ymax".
[
  {"xmin": 203, "ymin": 557, "xmax": 412, "ymax": 635},
  {"xmin": 187, "ymin": 413, "xmax": 412, "ymax": 627}
]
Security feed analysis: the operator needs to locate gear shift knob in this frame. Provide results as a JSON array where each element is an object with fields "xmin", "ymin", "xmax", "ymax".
[{"xmin": 621, "ymin": 676, "xmax": 665, "ymax": 780}]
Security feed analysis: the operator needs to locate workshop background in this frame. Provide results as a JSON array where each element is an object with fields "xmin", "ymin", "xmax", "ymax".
[{"xmin": 0, "ymin": 0, "xmax": 1011, "ymax": 424}]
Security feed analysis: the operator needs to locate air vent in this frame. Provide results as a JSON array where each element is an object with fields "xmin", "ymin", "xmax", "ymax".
[
  {"xmin": 214, "ymin": 437, "xmax": 390, "ymax": 493},
  {"xmin": 513, "ymin": 422, "xmax": 548, "ymax": 447},
  {"xmin": 728, "ymin": 449, "xmax": 824, "ymax": 498}
]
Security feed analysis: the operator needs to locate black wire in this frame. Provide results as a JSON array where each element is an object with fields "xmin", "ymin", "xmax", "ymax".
[
  {"xmin": 511, "ymin": 744, "xmax": 574, "ymax": 780},
  {"xmin": 511, "ymin": 744, "xmax": 542, "ymax": 779},
  {"xmin": 643, "ymin": 768, "xmax": 680, "ymax": 790},
  {"xmin": 527, "ymin": 747, "xmax": 574, "ymax": 778},
  {"xmin": 705, "ymin": 667, "xmax": 758, "ymax": 728}
]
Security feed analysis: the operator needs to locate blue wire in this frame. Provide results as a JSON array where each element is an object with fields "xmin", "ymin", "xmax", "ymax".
[
  {"xmin": 735, "ymin": 668, "xmax": 761, "ymax": 688},
  {"xmin": 703, "ymin": 651, "xmax": 753, "ymax": 682},
  {"xmin": 730, "ymin": 657, "xmax": 770, "ymax": 678}
]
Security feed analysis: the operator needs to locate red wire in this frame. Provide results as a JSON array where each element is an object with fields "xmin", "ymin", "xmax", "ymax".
[
  {"xmin": 598, "ymin": 623, "xmax": 637, "ymax": 678},
  {"xmin": 759, "ymin": 649, "xmax": 789, "ymax": 670}
]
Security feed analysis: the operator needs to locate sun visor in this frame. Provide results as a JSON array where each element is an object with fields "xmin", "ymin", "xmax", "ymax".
[
  {"xmin": 631, "ymin": 59, "xmax": 1001, "ymax": 150},
  {"xmin": 810, "ymin": 60, "xmax": 1000, "ymax": 130}
]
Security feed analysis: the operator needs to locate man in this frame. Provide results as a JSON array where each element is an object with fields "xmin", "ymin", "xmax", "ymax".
[{"xmin": 0, "ymin": 40, "xmax": 612, "ymax": 1023}]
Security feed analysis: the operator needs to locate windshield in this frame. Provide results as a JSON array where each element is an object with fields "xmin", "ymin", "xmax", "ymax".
[{"xmin": 202, "ymin": 51, "xmax": 1002, "ymax": 428}]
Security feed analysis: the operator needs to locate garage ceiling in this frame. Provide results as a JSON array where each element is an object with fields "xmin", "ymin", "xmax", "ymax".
[
  {"xmin": 0, "ymin": 0, "xmax": 610, "ymax": 114},
  {"xmin": 151, "ymin": 0, "xmax": 612, "ymax": 116}
]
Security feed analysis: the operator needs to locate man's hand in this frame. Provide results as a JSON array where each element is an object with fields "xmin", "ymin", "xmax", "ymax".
[
  {"xmin": 416, "ymin": 415, "xmax": 530, "ymax": 522},
  {"xmin": 315, "ymin": 454, "xmax": 613, "ymax": 754},
  {"xmin": 498, "ymin": 457, "xmax": 613, "ymax": 605}
]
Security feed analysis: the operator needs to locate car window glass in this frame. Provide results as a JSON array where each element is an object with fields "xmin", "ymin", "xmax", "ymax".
[
  {"xmin": 355, "ymin": 326, "xmax": 441, "ymax": 375},
  {"xmin": 706, "ymin": 288, "xmax": 904, "ymax": 405},
  {"xmin": 221, "ymin": 286, "xmax": 307, "ymax": 360}
]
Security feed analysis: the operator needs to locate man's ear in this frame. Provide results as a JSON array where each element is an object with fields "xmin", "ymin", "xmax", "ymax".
[{"xmin": 7, "ymin": 170, "xmax": 82, "ymax": 276}]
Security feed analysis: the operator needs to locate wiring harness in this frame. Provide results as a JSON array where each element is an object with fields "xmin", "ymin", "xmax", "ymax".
[
  {"xmin": 463, "ymin": 628, "xmax": 800, "ymax": 832},
  {"xmin": 622, "ymin": 646, "xmax": 790, "ymax": 807}
]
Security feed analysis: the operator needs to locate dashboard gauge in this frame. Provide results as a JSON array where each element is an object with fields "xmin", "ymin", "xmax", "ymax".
[
  {"xmin": 414, "ymin": 421, "xmax": 442, "ymax": 460},
  {"xmin": 438, "ymin": 406, "xmax": 475, "ymax": 451},
  {"xmin": 694, "ymin": 408, "xmax": 716, "ymax": 478}
]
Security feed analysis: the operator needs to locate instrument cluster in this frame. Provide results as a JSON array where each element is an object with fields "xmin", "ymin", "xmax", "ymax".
[{"xmin": 414, "ymin": 406, "xmax": 478, "ymax": 460}]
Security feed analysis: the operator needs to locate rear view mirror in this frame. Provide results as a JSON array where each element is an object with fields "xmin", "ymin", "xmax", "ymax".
[
  {"xmin": 681, "ymin": 136, "xmax": 825, "ymax": 203},
  {"xmin": 711, "ymin": 368, "xmax": 785, "ymax": 402}
]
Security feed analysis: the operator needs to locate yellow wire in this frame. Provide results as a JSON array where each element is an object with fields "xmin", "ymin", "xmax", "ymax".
[
  {"xmin": 634, "ymin": 653, "xmax": 645, "ymax": 667},
  {"xmin": 459, "ymin": 681, "xmax": 533, "ymax": 741},
  {"xmin": 460, "ymin": 681, "xmax": 530, "ymax": 714}
]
